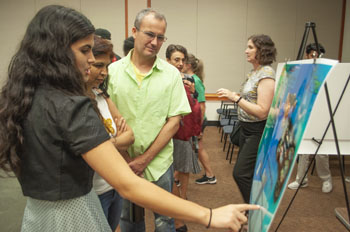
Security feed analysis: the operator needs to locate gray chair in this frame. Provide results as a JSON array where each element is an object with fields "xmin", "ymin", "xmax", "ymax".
[
  {"xmin": 217, "ymin": 101, "xmax": 235, "ymax": 132},
  {"xmin": 220, "ymin": 108, "xmax": 238, "ymax": 143},
  {"xmin": 226, "ymin": 121, "xmax": 240, "ymax": 163}
]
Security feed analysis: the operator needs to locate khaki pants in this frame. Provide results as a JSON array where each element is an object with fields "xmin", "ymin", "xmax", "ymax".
[{"xmin": 296, "ymin": 154, "xmax": 332, "ymax": 183}]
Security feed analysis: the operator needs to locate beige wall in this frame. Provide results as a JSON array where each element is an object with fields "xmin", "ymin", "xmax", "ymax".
[
  {"xmin": 81, "ymin": 0, "xmax": 125, "ymax": 57},
  {"xmin": 0, "ymin": 0, "xmax": 346, "ymax": 95},
  {"xmin": 153, "ymin": 0, "xmax": 343, "ymax": 93},
  {"xmin": 128, "ymin": 0, "xmax": 148, "ymax": 37},
  {"xmin": 342, "ymin": 0, "xmax": 350, "ymax": 62},
  {"xmin": 0, "ymin": 0, "xmax": 34, "ymax": 86},
  {"xmin": 0, "ymin": 0, "xmax": 125, "ymax": 86}
]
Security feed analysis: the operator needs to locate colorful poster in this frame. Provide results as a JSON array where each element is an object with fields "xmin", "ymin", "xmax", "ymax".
[{"xmin": 248, "ymin": 59, "xmax": 338, "ymax": 232}]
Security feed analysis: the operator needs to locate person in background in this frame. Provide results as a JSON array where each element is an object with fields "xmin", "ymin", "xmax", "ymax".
[
  {"xmin": 305, "ymin": 42, "xmax": 326, "ymax": 59},
  {"xmin": 287, "ymin": 43, "xmax": 333, "ymax": 193},
  {"xmin": 95, "ymin": 28, "xmax": 122, "ymax": 61},
  {"xmin": 183, "ymin": 53, "xmax": 217, "ymax": 185},
  {"xmin": 0, "ymin": 5, "xmax": 259, "ymax": 232},
  {"xmin": 123, "ymin": 36, "xmax": 135, "ymax": 56},
  {"xmin": 88, "ymin": 35, "xmax": 134, "ymax": 231},
  {"xmin": 166, "ymin": 45, "xmax": 201, "ymax": 232},
  {"xmin": 217, "ymin": 34, "xmax": 276, "ymax": 204}
]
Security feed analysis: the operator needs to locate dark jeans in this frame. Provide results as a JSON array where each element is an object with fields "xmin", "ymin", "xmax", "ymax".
[
  {"xmin": 120, "ymin": 165, "xmax": 175, "ymax": 232},
  {"xmin": 233, "ymin": 120, "xmax": 266, "ymax": 203},
  {"xmin": 98, "ymin": 189, "xmax": 123, "ymax": 231}
]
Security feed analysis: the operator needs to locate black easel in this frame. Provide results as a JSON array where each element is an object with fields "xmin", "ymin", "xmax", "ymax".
[{"xmin": 275, "ymin": 22, "xmax": 350, "ymax": 231}]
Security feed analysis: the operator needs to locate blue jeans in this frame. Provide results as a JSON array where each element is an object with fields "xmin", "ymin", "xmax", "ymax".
[
  {"xmin": 120, "ymin": 165, "xmax": 176, "ymax": 232},
  {"xmin": 98, "ymin": 189, "xmax": 123, "ymax": 231}
]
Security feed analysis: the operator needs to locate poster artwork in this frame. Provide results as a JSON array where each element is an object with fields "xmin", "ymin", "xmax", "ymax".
[{"xmin": 248, "ymin": 59, "xmax": 338, "ymax": 232}]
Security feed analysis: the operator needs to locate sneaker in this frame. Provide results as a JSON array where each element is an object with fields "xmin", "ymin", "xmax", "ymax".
[
  {"xmin": 174, "ymin": 179, "xmax": 181, "ymax": 187},
  {"xmin": 195, "ymin": 175, "xmax": 217, "ymax": 184},
  {"xmin": 175, "ymin": 224, "xmax": 188, "ymax": 232},
  {"xmin": 287, "ymin": 181, "xmax": 308, "ymax": 190},
  {"xmin": 322, "ymin": 180, "xmax": 333, "ymax": 193}
]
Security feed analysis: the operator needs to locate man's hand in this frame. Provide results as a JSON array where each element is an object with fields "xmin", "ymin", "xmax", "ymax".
[
  {"xmin": 120, "ymin": 150, "xmax": 133, "ymax": 163},
  {"xmin": 127, "ymin": 115, "xmax": 181, "ymax": 177},
  {"xmin": 128, "ymin": 155, "xmax": 149, "ymax": 176}
]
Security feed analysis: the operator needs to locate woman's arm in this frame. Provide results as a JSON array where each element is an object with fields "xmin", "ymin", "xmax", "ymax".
[
  {"xmin": 217, "ymin": 78, "xmax": 275, "ymax": 120},
  {"xmin": 105, "ymin": 97, "xmax": 134, "ymax": 151},
  {"xmin": 199, "ymin": 102, "xmax": 206, "ymax": 123},
  {"xmin": 83, "ymin": 141, "xmax": 259, "ymax": 231}
]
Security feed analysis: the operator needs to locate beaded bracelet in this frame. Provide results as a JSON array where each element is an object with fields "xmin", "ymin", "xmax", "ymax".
[
  {"xmin": 206, "ymin": 208, "xmax": 212, "ymax": 229},
  {"xmin": 236, "ymin": 96, "xmax": 243, "ymax": 104}
]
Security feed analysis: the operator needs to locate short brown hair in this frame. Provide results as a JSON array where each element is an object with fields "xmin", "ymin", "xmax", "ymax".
[
  {"xmin": 93, "ymin": 35, "xmax": 114, "ymax": 60},
  {"xmin": 248, "ymin": 34, "xmax": 277, "ymax": 65},
  {"xmin": 165, "ymin": 44, "xmax": 188, "ymax": 60},
  {"xmin": 134, "ymin": 8, "xmax": 167, "ymax": 30}
]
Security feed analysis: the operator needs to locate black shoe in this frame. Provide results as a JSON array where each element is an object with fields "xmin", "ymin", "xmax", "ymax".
[
  {"xmin": 176, "ymin": 225, "xmax": 188, "ymax": 232},
  {"xmin": 195, "ymin": 175, "xmax": 217, "ymax": 184},
  {"xmin": 174, "ymin": 179, "xmax": 181, "ymax": 187}
]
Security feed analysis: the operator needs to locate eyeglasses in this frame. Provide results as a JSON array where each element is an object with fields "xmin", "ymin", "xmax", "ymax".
[{"xmin": 137, "ymin": 29, "xmax": 167, "ymax": 42}]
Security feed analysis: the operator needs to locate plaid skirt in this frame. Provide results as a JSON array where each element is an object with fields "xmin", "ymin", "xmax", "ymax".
[
  {"xmin": 21, "ymin": 190, "xmax": 111, "ymax": 232},
  {"xmin": 173, "ymin": 138, "xmax": 201, "ymax": 174}
]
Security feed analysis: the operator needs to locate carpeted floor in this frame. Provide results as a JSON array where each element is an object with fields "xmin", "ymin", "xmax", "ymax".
[
  {"xmin": 145, "ymin": 126, "xmax": 350, "ymax": 232},
  {"xmin": 0, "ymin": 126, "xmax": 349, "ymax": 231}
]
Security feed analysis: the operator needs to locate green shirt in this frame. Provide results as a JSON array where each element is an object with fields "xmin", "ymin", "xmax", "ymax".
[
  {"xmin": 193, "ymin": 74, "xmax": 206, "ymax": 120},
  {"xmin": 193, "ymin": 74, "xmax": 205, "ymax": 103},
  {"xmin": 108, "ymin": 52, "xmax": 191, "ymax": 181}
]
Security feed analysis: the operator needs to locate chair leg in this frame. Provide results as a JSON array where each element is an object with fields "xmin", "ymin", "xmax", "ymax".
[
  {"xmin": 223, "ymin": 134, "xmax": 228, "ymax": 151},
  {"xmin": 220, "ymin": 129, "xmax": 224, "ymax": 142},
  {"xmin": 226, "ymin": 143, "xmax": 231, "ymax": 160},
  {"xmin": 229, "ymin": 145, "xmax": 235, "ymax": 164}
]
